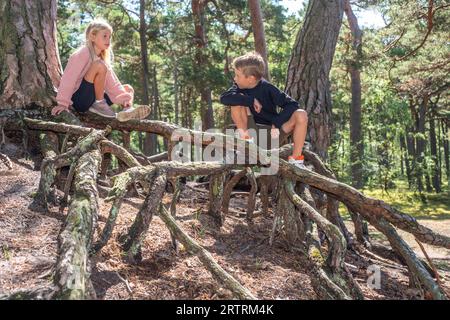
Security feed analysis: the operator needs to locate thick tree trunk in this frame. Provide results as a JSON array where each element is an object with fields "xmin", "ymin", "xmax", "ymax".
[
  {"xmin": 344, "ymin": 0, "xmax": 363, "ymax": 189},
  {"xmin": 0, "ymin": 0, "xmax": 61, "ymax": 109},
  {"xmin": 248, "ymin": 0, "xmax": 270, "ymax": 80},
  {"xmin": 285, "ymin": 0, "xmax": 344, "ymax": 159},
  {"xmin": 192, "ymin": 0, "xmax": 215, "ymax": 130}
]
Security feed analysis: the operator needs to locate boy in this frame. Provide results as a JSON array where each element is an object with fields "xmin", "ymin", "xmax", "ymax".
[{"xmin": 220, "ymin": 52, "xmax": 308, "ymax": 168}]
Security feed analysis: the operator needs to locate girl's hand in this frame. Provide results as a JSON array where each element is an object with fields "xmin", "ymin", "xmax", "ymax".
[
  {"xmin": 51, "ymin": 105, "xmax": 70, "ymax": 115},
  {"xmin": 271, "ymin": 125, "xmax": 280, "ymax": 139}
]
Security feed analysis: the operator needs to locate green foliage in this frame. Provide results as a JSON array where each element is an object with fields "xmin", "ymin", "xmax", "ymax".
[{"xmin": 329, "ymin": 0, "xmax": 449, "ymax": 195}]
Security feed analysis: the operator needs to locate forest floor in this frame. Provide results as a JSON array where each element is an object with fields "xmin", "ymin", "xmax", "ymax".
[{"xmin": 1, "ymin": 144, "xmax": 450, "ymax": 300}]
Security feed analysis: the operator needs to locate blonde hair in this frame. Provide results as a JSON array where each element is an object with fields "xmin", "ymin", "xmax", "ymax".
[
  {"xmin": 232, "ymin": 52, "xmax": 265, "ymax": 79},
  {"xmin": 84, "ymin": 18, "xmax": 114, "ymax": 66}
]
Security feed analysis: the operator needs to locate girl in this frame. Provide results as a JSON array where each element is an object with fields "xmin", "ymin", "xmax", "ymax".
[{"xmin": 52, "ymin": 18, "xmax": 150, "ymax": 121}]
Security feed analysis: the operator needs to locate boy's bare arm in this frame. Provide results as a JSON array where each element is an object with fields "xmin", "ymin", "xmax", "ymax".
[{"xmin": 253, "ymin": 99, "xmax": 262, "ymax": 113}]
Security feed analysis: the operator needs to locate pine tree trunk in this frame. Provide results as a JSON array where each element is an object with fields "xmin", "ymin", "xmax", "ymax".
[
  {"xmin": 285, "ymin": 0, "xmax": 344, "ymax": 159},
  {"xmin": 248, "ymin": 0, "xmax": 270, "ymax": 80},
  {"xmin": 400, "ymin": 134, "xmax": 405, "ymax": 176},
  {"xmin": 442, "ymin": 120, "xmax": 450, "ymax": 189},
  {"xmin": 144, "ymin": 67, "xmax": 159, "ymax": 155},
  {"xmin": 192, "ymin": 0, "xmax": 214, "ymax": 130},
  {"xmin": 139, "ymin": 0, "xmax": 150, "ymax": 108},
  {"xmin": 0, "ymin": 0, "xmax": 61, "ymax": 110},
  {"xmin": 429, "ymin": 116, "xmax": 441, "ymax": 192},
  {"xmin": 173, "ymin": 65, "xmax": 179, "ymax": 125},
  {"xmin": 344, "ymin": 0, "xmax": 363, "ymax": 189},
  {"xmin": 416, "ymin": 99, "xmax": 428, "ymax": 197},
  {"xmin": 139, "ymin": 0, "xmax": 156, "ymax": 156},
  {"xmin": 406, "ymin": 128, "xmax": 416, "ymax": 189},
  {"xmin": 401, "ymin": 134, "xmax": 412, "ymax": 186},
  {"xmin": 437, "ymin": 119, "xmax": 442, "ymax": 187}
]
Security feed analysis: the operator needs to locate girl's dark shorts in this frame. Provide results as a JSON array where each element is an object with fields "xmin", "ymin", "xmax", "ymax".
[{"xmin": 71, "ymin": 78, "xmax": 113, "ymax": 112}]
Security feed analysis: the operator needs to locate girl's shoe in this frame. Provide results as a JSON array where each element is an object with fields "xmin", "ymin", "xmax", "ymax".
[
  {"xmin": 89, "ymin": 100, "xmax": 116, "ymax": 118},
  {"xmin": 288, "ymin": 155, "xmax": 306, "ymax": 169},
  {"xmin": 116, "ymin": 105, "xmax": 151, "ymax": 122}
]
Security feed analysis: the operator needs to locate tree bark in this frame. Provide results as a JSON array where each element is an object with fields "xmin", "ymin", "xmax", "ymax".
[
  {"xmin": 173, "ymin": 65, "xmax": 179, "ymax": 124},
  {"xmin": 139, "ymin": 0, "xmax": 157, "ymax": 156},
  {"xmin": 192, "ymin": 0, "xmax": 215, "ymax": 130},
  {"xmin": 401, "ymin": 133, "xmax": 412, "ymax": 187},
  {"xmin": 285, "ymin": 0, "xmax": 344, "ymax": 159},
  {"xmin": 442, "ymin": 120, "xmax": 450, "ymax": 189},
  {"xmin": 248, "ymin": 0, "xmax": 270, "ymax": 80},
  {"xmin": 406, "ymin": 126, "xmax": 416, "ymax": 189},
  {"xmin": 429, "ymin": 116, "xmax": 441, "ymax": 192},
  {"xmin": 0, "ymin": 0, "xmax": 61, "ymax": 110},
  {"xmin": 208, "ymin": 172, "xmax": 227, "ymax": 225},
  {"xmin": 415, "ymin": 98, "xmax": 428, "ymax": 197},
  {"xmin": 344, "ymin": 0, "xmax": 363, "ymax": 189}
]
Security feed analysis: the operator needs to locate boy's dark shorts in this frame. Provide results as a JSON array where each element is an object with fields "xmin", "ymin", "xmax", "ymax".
[{"xmin": 71, "ymin": 78, "xmax": 113, "ymax": 112}]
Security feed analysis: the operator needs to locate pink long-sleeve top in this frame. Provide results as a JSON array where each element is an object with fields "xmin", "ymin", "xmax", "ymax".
[{"xmin": 56, "ymin": 46, "xmax": 132, "ymax": 108}]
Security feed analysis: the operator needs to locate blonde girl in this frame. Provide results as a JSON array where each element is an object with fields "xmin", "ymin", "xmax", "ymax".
[{"xmin": 53, "ymin": 18, "xmax": 149, "ymax": 121}]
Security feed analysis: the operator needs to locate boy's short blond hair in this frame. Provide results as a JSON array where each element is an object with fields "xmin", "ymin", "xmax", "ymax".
[{"xmin": 232, "ymin": 52, "xmax": 265, "ymax": 79}]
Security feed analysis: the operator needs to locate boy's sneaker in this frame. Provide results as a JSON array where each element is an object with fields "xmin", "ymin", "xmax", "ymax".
[
  {"xmin": 288, "ymin": 155, "xmax": 306, "ymax": 169},
  {"xmin": 116, "ymin": 105, "xmax": 151, "ymax": 122},
  {"xmin": 89, "ymin": 99, "xmax": 116, "ymax": 118}
]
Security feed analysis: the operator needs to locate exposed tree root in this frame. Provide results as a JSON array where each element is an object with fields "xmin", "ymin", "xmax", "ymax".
[
  {"xmin": 279, "ymin": 162, "xmax": 450, "ymax": 249},
  {"xmin": 54, "ymin": 149, "xmax": 102, "ymax": 299},
  {"xmin": 285, "ymin": 181, "xmax": 364, "ymax": 299},
  {"xmin": 21, "ymin": 117, "xmax": 449, "ymax": 300}
]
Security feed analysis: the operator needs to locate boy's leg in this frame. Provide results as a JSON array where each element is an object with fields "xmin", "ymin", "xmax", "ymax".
[
  {"xmin": 231, "ymin": 106, "xmax": 250, "ymax": 138},
  {"xmin": 84, "ymin": 60, "xmax": 108, "ymax": 101},
  {"xmin": 281, "ymin": 109, "xmax": 308, "ymax": 157}
]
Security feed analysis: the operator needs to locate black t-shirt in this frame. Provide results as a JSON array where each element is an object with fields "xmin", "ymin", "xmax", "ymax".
[{"xmin": 220, "ymin": 79, "xmax": 299, "ymax": 129}]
